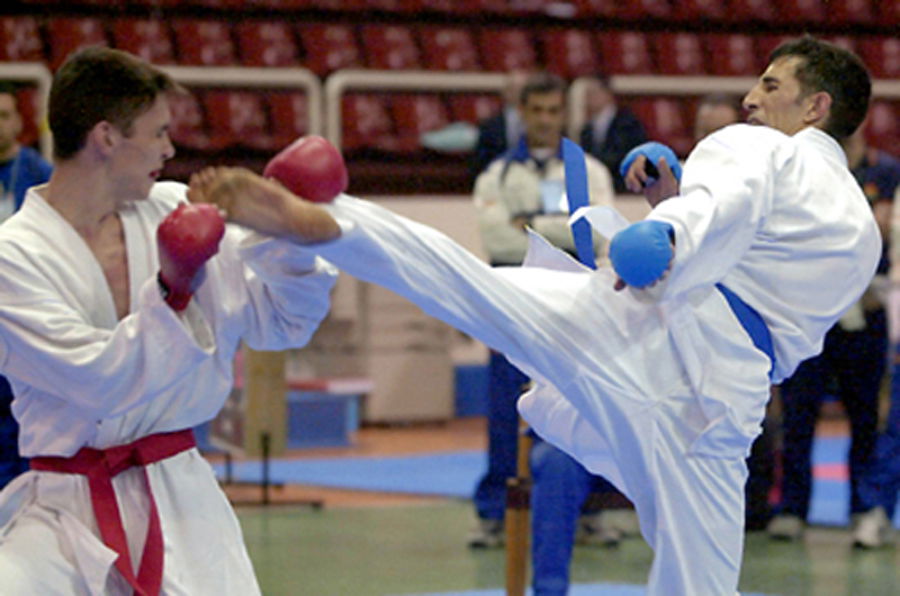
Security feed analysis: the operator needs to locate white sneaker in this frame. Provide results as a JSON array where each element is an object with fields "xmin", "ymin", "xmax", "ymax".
[
  {"xmin": 576, "ymin": 511, "xmax": 622, "ymax": 547},
  {"xmin": 852, "ymin": 507, "xmax": 894, "ymax": 549},
  {"xmin": 767, "ymin": 514, "xmax": 805, "ymax": 541},
  {"xmin": 467, "ymin": 518, "xmax": 504, "ymax": 549}
]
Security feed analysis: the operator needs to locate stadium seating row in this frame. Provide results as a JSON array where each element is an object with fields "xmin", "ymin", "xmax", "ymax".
[
  {"xmin": 159, "ymin": 87, "xmax": 898, "ymax": 160},
  {"xmin": 10, "ymin": 0, "xmax": 900, "ymax": 25},
  {"xmin": 0, "ymin": 16, "xmax": 897, "ymax": 80}
]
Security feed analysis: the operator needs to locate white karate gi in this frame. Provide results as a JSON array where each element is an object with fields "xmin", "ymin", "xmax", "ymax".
[
  {"xmin": 307, "ymin": 125, "xmax": 881, "ymax": 595},
  {"xmin": 0, "ymin": 182, "xmax": 337, "ymax": 595}
]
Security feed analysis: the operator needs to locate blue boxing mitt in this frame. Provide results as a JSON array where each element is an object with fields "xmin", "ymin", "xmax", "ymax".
[
  {"xmin": 619, "ymin": 141, "xmax": 683, "ymax": 185},
  {"xmin": 609, "ymin": 220, "xmax": 674, "ymax": 288}
]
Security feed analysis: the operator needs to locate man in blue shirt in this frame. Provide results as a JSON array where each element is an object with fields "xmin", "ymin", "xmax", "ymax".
[{"xmin": 0, "ymin": 81, "xmax": 52, "ymax": 489}]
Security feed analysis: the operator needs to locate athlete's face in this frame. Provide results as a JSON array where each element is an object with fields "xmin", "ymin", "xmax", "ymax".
[
  {"xmin": 521, "ymin": 90, "xmax": 565, "ymax": 150},
  {"xmin": 109, "ymin": 94, "xmax": 175, "ymax": 202},
  {"xmin": 743, "ymin": 56, "xmax": 818, "ymax": 136}
]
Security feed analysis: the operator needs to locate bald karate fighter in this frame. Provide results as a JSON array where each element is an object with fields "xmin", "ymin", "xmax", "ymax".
[
  {"xmin": 191, "ymin": 37, "xmax": 880, "ymax": 596},
  {"xmin": 0, "ymin": 47, "xmax": 340, "ymax": 595}
]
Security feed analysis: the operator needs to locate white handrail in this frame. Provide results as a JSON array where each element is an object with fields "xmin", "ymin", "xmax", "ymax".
[
  {"xmin": 159, "ymin": 65, "xmax": 323, "ymax": 137},
  {"xmin": 324, "ymin": 69, "xmax": 507, "ymax": 149},
  {"xmin": 0, "ymin": 62, "xmax": 54, "ymax": 159}
]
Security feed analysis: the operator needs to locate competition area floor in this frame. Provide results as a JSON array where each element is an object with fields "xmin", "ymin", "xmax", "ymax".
[{"xmin": 219, "ymin": 418, "xmax": 900, "ymax": 596}]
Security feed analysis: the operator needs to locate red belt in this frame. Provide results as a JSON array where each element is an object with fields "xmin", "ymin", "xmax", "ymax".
[{"xmin": 30, "ymin": 429, "xmax": 196, "ymax": 596}]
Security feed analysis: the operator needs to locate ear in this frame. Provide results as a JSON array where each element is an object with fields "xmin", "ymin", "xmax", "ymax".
[
  {"xmin": 86, "ymin": 121, "xmax": 119, "ymax": 158},
  {"xmin": 804, "ymin": 91, "xmax": 832, "ymax": 127}
]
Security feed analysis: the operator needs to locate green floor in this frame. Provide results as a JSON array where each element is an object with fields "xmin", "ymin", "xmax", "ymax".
[{"xmin": 238, "ymin": 500, "xmax": 899, "ymax": 596}]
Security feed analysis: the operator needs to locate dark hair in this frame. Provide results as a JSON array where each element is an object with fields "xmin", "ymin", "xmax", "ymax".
[
  {"xmin": 49, "ymin": 46, "xmax": 181, "ymax": 160},
  {"xmin": 769, "ymin": 36, "xmax": 870, "ymax": 140},
  {"xmin": 519, "ymin": 72, "xmax": 567, "ymax": 105},
  {"xmin": 0, "ymin": 81, "xmax": 19, "ymax": 98}
]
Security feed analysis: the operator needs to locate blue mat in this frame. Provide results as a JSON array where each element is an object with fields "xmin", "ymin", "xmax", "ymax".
[
  {"xmin": 397, "ymin": 584, "xmax": 773, "ymax": 596},
  {"xmin": 210, "ymin": 436, "xmax": 899, "ymax": 527},
  {"xmin": 212, "ymin": 450, "xmax": 486, "ymax": 498}
]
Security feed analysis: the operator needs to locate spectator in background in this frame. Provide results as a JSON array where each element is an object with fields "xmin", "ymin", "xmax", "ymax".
[
  {"xmin": 851, "ymin": 133, "xmax": 900, "ymax": 548},
  {"xmin": 0, "ymin": 82, "xmax": 51, "ymax": 218},
  {"xmin": 578, "ymin": 74, "xmax": 647, "ymax": 193},
  {"xmin": 767, "ymin": 126, "xmax": 896, "ymax": 542},
  {"xmin": 0, "ymin": 81, "xmax": 52, "ymax": 490},
  {"xmin": 469, "ymin": 72, "xmax": 622, "ymax": 596},
  {"xmin": 470, "ymin": 70, "xmax": 529, "ymax": 181},
  {"xmin": 694, "ymin": 93, "xmax": 742, "ymax": 142}
]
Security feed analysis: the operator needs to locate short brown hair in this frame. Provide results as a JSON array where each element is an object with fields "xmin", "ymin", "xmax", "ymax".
[{"xmin": 49, "ymin": 46, "xmax": 181, "ymax": 160}]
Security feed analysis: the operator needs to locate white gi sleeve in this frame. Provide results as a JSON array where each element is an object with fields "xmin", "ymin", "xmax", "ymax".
[
  {"xmin": 0, "ymin": 260, "xmax": 212, "ymax": 419},
  {"xmin": 646, "ymin": 125, "xmax": 780, "ymax": 300},
  {"xmin": 220, "ymin": 228, "xmax": 337, "ymax": 351}
]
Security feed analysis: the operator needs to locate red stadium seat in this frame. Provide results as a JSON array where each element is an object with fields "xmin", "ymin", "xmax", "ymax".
[
  {"xmin": 203, "ymin": 90, "xmax": 271, "ymax": 150},
  {"xmin": 857, "ymin": 37, "xmax": 900, "ymax": 80},
  {"xmin": 825, "ymin": 0, "xmax": 875, "ymax": 24},
  {"xmin": 47, "ymin": 18, "xmax": 108, "ymax": 70},
  {"xmin": 478, "ymin": 28, "xmax": 537, "ymax": 72},
  {"xmin": 672, "ymin": 0, "xmax": 727, "ymax": 20},
  {"xmin": 541, "ymin": 29, "xmax": 600, "ymax": 79},
  {"xmin": 0, "ymin": 17, "xmax": 45, "ymax": 62},
  {"xmin": 167, "ymin": 92, "xmax": 229, "ymax": 151},
  {"xmin": 419, "ymin": 27, "xmax": 480, "ymax": 71},
  {"xmin": 341, "ymin": 93, "xmax": 398, "ymax": 152},
  {"xmin": 267, "ymin": 91, "xmax": 308, "ymax": 147},
  {"xmin": 16, "ymin": 87, "xmax": 41, "ymax": 147},
  {"xmin": 447, "ymin": 94, "xmax": 503, "ymax": 124},
  {"xmin": 570, "ymin": 0, "xmax": 618, "ymax": 17},
  {"xmin": 776, "ymin": 0, "xmax": 825, "ymax": 22},
  {"xmin": 878, "ymin": 0, "xmax": 900, "ymax": 23},
  {"xmin": 236, "ymin": 21, "xmax": 299, "ymax": 67},
  {"xmin": 391, "ymin": 94, "xmax": 451, "ymax": 150},
  {"xmin": 726, "ymin": 0, "xmax": 777, "ymax": 22},
  {"xmin": 361, "ymin": 25, "xmax": 421, "ymax": 70},
  {"xmin": 706, "ymin": 34, "xmax": 759, "ymax": 76},
  {"xmin": 654, "ymin": 33, "xmax": 707, "ymax": 76},
  {"xmin": 297, "ymin": 24, "xmax": 363, "ymax": 76},
  {"xmin": 112, "ymin": 19, "xmax": 176, "ymax": 65},
  {"xmin": 865, "ymin": 101, "xmax": 898, "ymax": 156},
  {"xmin": 171, "ymin": 20, "xmax": 237, "ymax": 66},
  {"xmin": 629, "ymin": 97, "xmax": 693, "ymax": 157},
  {"xmin": 597, "ymin": 32, "xmax": 654, "ymax": 74},
  {"xmin": 617, "ymin": 0, "xmax": 671, "ymax": 19},
  {"xmin": 755, "ymin": 35, "xmax": 794, "ymax": 64}
]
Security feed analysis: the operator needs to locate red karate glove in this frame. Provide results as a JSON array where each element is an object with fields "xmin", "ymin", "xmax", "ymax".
[
  {"xmin": 263, "ymin": 135, "xmax": 348, "ymax": 204},
  {"xmin": 156, "ymin": 203, "xmax": 226, "ymax": 311}
]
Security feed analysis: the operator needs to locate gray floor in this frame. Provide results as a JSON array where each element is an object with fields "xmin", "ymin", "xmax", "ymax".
[{"xmin": 238, "ymin": 500, "xmax": 900, "ymax": 596}]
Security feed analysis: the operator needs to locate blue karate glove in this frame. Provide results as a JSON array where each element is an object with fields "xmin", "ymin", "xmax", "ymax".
[
  {"xmin": 619, "ymin": 141, "xmax": 683, "ymax": 185},
  {"xmin": 609, "ymin": 220, "xmax": 674, "ymax": 288}
]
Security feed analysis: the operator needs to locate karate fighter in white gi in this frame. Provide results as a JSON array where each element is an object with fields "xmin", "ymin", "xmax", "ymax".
[
  {"xmin": 0, "ymin": 48, "xmax": 339, "ymax": 595},
  {"xmin": 190, "ymin": 37, "xmax": 880, "ymax": 595}
]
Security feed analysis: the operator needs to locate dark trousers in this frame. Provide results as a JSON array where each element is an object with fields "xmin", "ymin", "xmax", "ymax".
[
  {"xmin": 0, "ymin": 378, "xmax": 26, "ymax": 490},
  {"xmin": 777, "ymin": 311, "xmax": 885, "ymax": 519}
]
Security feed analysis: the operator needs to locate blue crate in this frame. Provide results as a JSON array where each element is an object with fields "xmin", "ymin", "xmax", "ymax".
[{"xmin": 286, "ymin": 390, "xmax": 361, "ymax": 448}]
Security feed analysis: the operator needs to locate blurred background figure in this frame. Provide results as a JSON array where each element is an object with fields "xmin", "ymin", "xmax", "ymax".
[
  {"xmin": 850, "ymin": 129, "xmax": 900, "ymax": 548},
  {"xmin": 693, "ymin": 93, "xmax": 742, "ymax": 142},
  {"xmin": 578, "ymin": 74, "xmax": 647, "ymax": 193},
  {"xmin": 0, "ymin": 80, "xmax": 52, "ymax": 490},
  {"xmin": 469, "ymin": 71, "xmax": 629, "ymax": 596},
  {"xmin": 470, "ymin": 69, "xmax": 530, "ymax": 181},
  {"xmin": 767, "ymin": 126, "xmax": 898, "ymax": 542}
]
